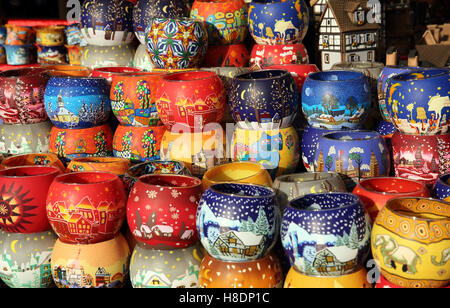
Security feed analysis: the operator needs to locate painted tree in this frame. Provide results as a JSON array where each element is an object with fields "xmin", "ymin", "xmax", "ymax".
[
  {"xmin": 94, "ymin": 130, "xmax": 107, "ymax": 154},
  {"xmin": 349, "ymin": 147, "xmax": 364, "ymax": 181},
  {"xmin": 346, "ymin": 96, "xmax": 358, "ymax": 115},
  {"xmin": 348, "ymin": 222, "xmax": 359, "ymax": 249},
  {"xmin": 325, "ymin": 156, "xmax": 334, "ymax": 171},
  {"xmin": 141, "ymin": 129, "xmax": 157, "ymax": 159},
  {"xmin": 406, "ymin": 103, "xmax": 415, "ymax": 122},
  {"xmin": 106, "ymin": 0, "xmax": 130, "ymax": 40},
  {"xmin": 136, "ymin": 80, "xmax": 151, "ymax": 109},
  {"xmin": 321, "ymin": 93, "xmax": 339, "ymax": 115},
  {"xmin": 55, "ymin": 131, "xmax": 66, "ymax": 158},
  {"xmin": 255, "ymin": 208, "xmax": 270, "ymax": 236},
  {"xmin": 113, "ymin": 81, "xmax": 125, "ymax": 102},
  {"xmin": 87, "ymin": 0, "xmax": 104, "ymax": 35}
]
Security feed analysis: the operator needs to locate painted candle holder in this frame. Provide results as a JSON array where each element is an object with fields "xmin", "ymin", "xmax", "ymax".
[
  {"xmin": 155, "ymin": 71, "xmax": 226, "ymax": 131},
  {"xmin": 0, "ymin": 230, "xmax": 58, "ymax": 288},
  {"xmin": 302, "ymin": 71, "xmax": 371, "ymax": 130},
  {"xmin": 228, "ymin": 69, "xmax": 299, "ymax": 130},
  {"xmin": 391, "ymin": 132, "xmax": 450, "ymax": 188},
  {"xmin": 64, "ymin": 23, "xmax": 85, "ymax": 46},
  {"xmin": 51, "ymin": 233, "xmax": 130, "ymax": 288},
  {"xmin": 0, "ymin": 67, "xmax": 51, "ymax": 125},
  {"xmin": 81, "ymin": 44, "xmax": 135, "ymax": 69},
  {"xmin": 4, "ymin": 44, "xmax": 36, "ymax": 65},
  {"xmin": 284, "ymin": 266, "xmax": 370, "ymax": 288},
  {"xmin": 91, "ymin": 66, "xmax": 141, "ymax": 83},
  {"xmin": 123, "ymin": 160, "xmax": 191, "ymax": 193},
  {"xmin": 66, "ymin": 157, "xmax": 130, "ymax": 176},
  {"xmin": 199, "ymin": 252, "xmax": 284, "ymax": 288},
  {"xmin": 0, "ymin": 121, "xmax": 53, "ymax": 156},
  {"xmin": 204, "ymin": 44, "xmax": 250, "ymax": 68},
  {"xmin": 377, "ymin": 66, "xmax": 418, "ymax": 123},
  {"xmin": 133, "ymin": 44, "xmax": 155, "ymax": 72},
  {"xmin": 202, "ymin": 161, "xmax": 273, "ymax": 191},
  {"xmin": 36, "ymin": 44, "xmax": 67, "ymax": 64},
  {"xmin": 0, "ymin": 166, "xmax": 62, "ymax": 233},
  {"xmin": 80, "ymin": 0, "xmax": 135, "ymax": 46},
  {"xmin": 110, "ymin": 72, "xmax": 167, "ymax": 127},
  {"xmin": 231, "ymin": 125, "xmax": 300, "ymax": 179},
  {"xmin": 133, "ymin": 0, "xmax": 189, "ymax": 45},
  {"xmin": 48, "ymin": 124, "xmax": 114, "ymax": 164},
  {"xmin": 385, "ymin": 68, "xmax": 450, "ymax": 135},
  {"xmin": 46, "ymin": 171, "xmax": 127, "ymax": 244},
  {"xmin": 35, "ymin": 26, "xmax": 65, "ymax": 46},
  {"xmin": 197, "ymin": 183, "xmax": 280, "ymax": 262},
  {"xmin": 281, "ymin": 193, "xmax": 371, "ymax": 276},
  {"xmin": 371, "ymin": 197, "xmax": 450, "ymax": 288},
  {"xmin": 432, "ymin": 173, "xmax": 450, "ymax": 202},
  {"xmin": 1, "ymin": 153, "xmax": 66, "ymax": 172},
  {"xmin": 5, "ymin": 24, "xmax": 34, "ymax": 45},
  {"xmin": 65, "ymin": 45, "xmax": 84, "ymax": 66},
  {"xmin": 249, "ymin": 43, "xmax": 309, "ymax": 70},
  {"xmin": 273, "ymin": 172, "xmax": 347, "ymax": 212},
  {"xmin": 127, "ymin": 174, "xmax": 203, "ymax": 249},
  {"xmin": 190, "ymin": 0, "xmax": 248, "ymax": 45},
  {"xmin": 145, "ymin": 17, "xmax": 208, "ymax": 69},
  {"xmin": 265, "ymin": 64, "xmax": 319, "ymax": 93},
  {"xmin": 130, "ymin": 242, "xmax": 203, "ymax": 288},
  {"xmin": 112, "ymin": 124, "xmax": 166, "ymax": 163},
  {"xmin": 44, "ymin": 76, "xmax": 111, "ymax": 129},
  {"xmin": 248, "ymin": 0, "xmax": 309, "ymax": 45},
  {"xmin": 44, "ymin": 64, "xmax": 92, "ymax": 77},
  {"xmin": 313, "ymin": 130, "xmax": 390, "ymax": 189},
  {"xmin": 353, "ymin": 177, "xmax": 430, "ymax": 224}
]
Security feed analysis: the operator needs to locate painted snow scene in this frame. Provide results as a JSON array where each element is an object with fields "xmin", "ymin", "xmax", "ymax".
[
  {"xmin": 196, "ymin": 183, "xmax": 280, "ymax": 262},
  {"xmin": 281, "ymin": 193, "xmax": 371, "ymax": 277}
]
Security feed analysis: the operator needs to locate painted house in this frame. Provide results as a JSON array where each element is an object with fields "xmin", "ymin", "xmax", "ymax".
[
  {"xmin": 318, "ymin": 0, "xmax": 379, "ymax": 70},
  {"xmin": 213, "ymin": 231, "xmax": 264, "ymax": 258},
  {"xmin": 313, "ymin": 246, "xmax": 358, "ymax": 274}
]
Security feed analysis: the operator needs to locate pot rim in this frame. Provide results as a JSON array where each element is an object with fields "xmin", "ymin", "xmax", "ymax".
[
  {"xmin": 53, "ymin": 171, "xmax": 120, "ymax": 186},
  {"xmin": 265, "ymin": 63, "xmax": 319, "ymax": 70},
  {"xmin": 288, "ymin": 192, "xmax": 361, "ymax": 212},
  {"xmin": 307, "ymin": 70, "xmax": 366, "ymax": 83},
  {"xmin": 275, "ymin": 172, "xmax": 341, "ymax": 184},
  {"xmin": 0, "ymin": 67, "xmax": 49, "ymax": 79},
  {"xmin": 150, "ymin": 16, "xmax": 205, "ymax": 24},
  {"xmin": 125, "ymin": 160, "xmax": 187, "ymax": 178},
  {"xmin": 392, "ymin": 131, "xmax": 445, "ymax": 138},
  {"xmin": 203, "ymin": 161, "xmax": 267, "ymax": 182},
  {"xmin": 161, "ymin": 70, "xmax": 218, "ymax": 82},
  {"xmin": 111, "ymin": 71, "xmax": 167, "ymax": 79},
  {"xmin": 0, "ymin": 165, "xmax": 61, "ymax": 178},
  {"xmin": 321, "ymin": 130, "xmax": 382, "ymax": 142},
  {"xmin": 355, "ymin": 177, "xmax": 428, "ymax": 196},
  {"xmin": 288, "ymin": 263, "xmax": 366, "ymax": 278},
  {"xmin": 233, "ymin": 69, "xmax": 291, "ymax": 82},
  {"xmin": 333, "ymin": 61, "xmax": 384, "ymax": 69},
  {"xmin": 137, "ymin": 173, "xmax": 202, "ymax": 189},
  {"xmin": 390, "ymin": 68, "xmax": 450, "ymax": 82},
  {"xmin": 208, "ymin": 182, "xmax": 276, "ymax": 199},
  {"xmin": 92, "ymin": 66, "xmax": 142, "ymax": 74},
  {"xmin": 202, "ymin": 251, "xmax": 278, "ymax": 265},
  {"xmin": 68, "ymin": 157, "xmax": 129, "ymax": 165},
  {"xmin": 384, "ymin": 197, "xmax": 450, "ymax": 221},
  {"xmin": 48, "ymin": 75, "xmax": 108, "ymax": 82}
]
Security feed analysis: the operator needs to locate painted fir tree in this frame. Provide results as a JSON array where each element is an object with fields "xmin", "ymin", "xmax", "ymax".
[{"xmin": 255, "ymin": 208, "xmax": 270, "ymax": 236}]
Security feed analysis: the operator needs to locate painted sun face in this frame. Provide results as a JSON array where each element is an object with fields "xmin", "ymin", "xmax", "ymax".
[{"xmin": 0, "ymin": 182, "xmax": 35, "ymax": 232}]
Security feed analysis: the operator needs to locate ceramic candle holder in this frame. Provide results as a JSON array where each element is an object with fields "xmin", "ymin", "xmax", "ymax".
[
  {"xmin": 371, "ymin": 197, "xmax": 450, "ymax": 288},
  {"xmin": 36, "ymin": 44, "xmax": 67, "ymax": 65},
  {"xmin": 81, "ymin": 44, "xmax": 135, "ymax": 69},
  {"xmin": 66, "ymin": 157, "xmax": 130, "ymax": 176},
  {"xmin": 4, "ymin": 44, "xmax": 36, "ymax": 65},
  {"xmin": 65, "ymin": 45, "xmax": 84, "ymax": 66},
  {"xmin": 204, "ymin": 44, "xmax": 250, "ymax": 68},
  {"xmin": 432, "ymin": 173, "xmax": 450, "ymax": 202},
  {"xmin": 0, "ymin": 121, "xmax": 52, "ymax": 156},
  {"xmin": 91, "ymin": 66, "xmax": 142, "ymax": 84},
  {"xmin": 265, "ymin": 64, "xmax": 319, "ymax": 93},
  {"xmin": 1, "ymin": 153, "xmax": 66, "ymax": 172},
  {"xmin": 35, "ymin": 26, "xmax": 65, "ymax": 46},
  {"xmin": 44, "ymin": 65, "xmax": 91, "ymax": 77},
  {"xmin": 133, "ymin": 44, "xmax": 155, "ymax": 72},
  {"xmin": 5, "ymin": 24, "xmax": 34, "ymax": 45},
  {"xmin": 250, "ymin": 43, "xmax": 309, "ymax": 70}
]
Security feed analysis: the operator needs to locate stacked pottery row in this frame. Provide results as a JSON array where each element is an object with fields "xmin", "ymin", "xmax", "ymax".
[{"xmin": 34, "ymin": 26, "xmax": 67, "ymax": 65}]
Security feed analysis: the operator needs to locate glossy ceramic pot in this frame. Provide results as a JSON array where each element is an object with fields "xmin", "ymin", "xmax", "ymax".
[
  {"xmin": 35, "ymin": 26, "xmax": 65, "ymax": 46},
  {"xmin": 80, "ymin": 0, "xmax": 134, "ymax": 46},
  {"xmin": 155, "ymin": 71, "xmax": 226, "ymax": 131},
  {"xmin": 0, "ymin": 121, "xmax": 52, "ymax": 155},
  {"xmin": 204, "ymin": 44, "xmax": 249, "ymax": 67},
  {"xmin": 66, "ymin": 157, "xmax": 130, "ymax": 176},
  {"xmin": 112, "ymin": 124, "xmax": 166, "ymax": 163},
  {"xmin": 133, "ymin": 44, "xmax": 155, "ymax": 72},
  {"xmin": 44, "ymin": 76, "xmax": 111, "ymax": 129},
  {"xmin": 91, "ymin": 66, "xmax": 141, "ymax": 83},
  {"xmin": 65, "ymin": 45, "xmax": 84, "ymax": 66},
  {"xmin": 249, "ymin": 43, "xmax": 309, "ymax": 70},
  {"xmin": 302, "ymin": 71, "xmax": 371, "ymax": 130},
  {"xmin": 231, "ymin": 125, "xmax": 300, "ymax": 179},
  {"xmin": 202, "ymin": 161, "xmax": 273, "ymax": 191},
  {"xmin": 1, "ymin": 153, "xmax": 65, "ymax": 172},
  {"xmin": 391, "ymin": 132, "xmax": 450, "ymax": 187},
  {"xmin": 0, "ymin": 230, "xmax": 58, "ymax": 288},
  {"xmin": 353, "ymin": 177, "xmax": 430, "ymax": 224},
  {"xmin": 4, "ymin": 44, "xmax": 36, "ymax": 65},
  {"xmin": 44, "ymin": 64, "xmax": 91, "ymax": 77},
  {"xmin": 127, "ymin": 174, "xmax": 203, "ymax": 249},
  {"xmin": 228, "ymin": 69, "xmax": 299, "ymax": 130},
  {"xmin": 133, "ymin": 0, "xmax": 189, "ymax": 45},
  {"xmin": 376, "ymin": 120, "xmax": 397, "ymax": 138},
  {"xmin": 64, "ymin": 23, "xmax": 86, "ymax": 46},
  {"xmin": 0, "ymin": 67, "xmax": 50, "ymax": 124},
  {"xmin": 5, "ymin": 24, "xmax": 34, "ymax": 45},
  {"xmin": 199, "ymin": 252, "xmax": 283, "ymax": 288},
  {"xmin": 49, "ymin": 124, "xmax": 114, "ymax": 164},
  {"xmin": 265, "ymin": 64, "xmax": 319, "ymax": 93},
  {"xmin": 46, "ymin": 171, "xmax": 127, "ymax": 244},
  {"xmin": 0, "ymin": 166, "xmax": 61, "ymax": 233},
  {"xmin": 433, "ymin": 173, "xmax": 450, "ymax": 202},
  {"xmin": 281, "ymin": 193, "xmax": 371, "ymax": 276},
  {"xmin": 51, "ymin": 233, "xmax": 130, "ymax": 288},
  {"xmin": 36, "ymin": 44, "xmax": 66, "ymax": 65},
  {"xmin": 313, "ymin": 130, "xmax": 390, "ymax": 189},
  {"xmin": 123, "ymin": 160, "xmax": 191, "ymax": 192},
  {"xmin": 371, "ymin": 197, "xmax": 450, "ymax": 288},
  {"xmin": 248, "ymin": 0, "xmax": 309, "ymax": 45},
  {"xmin": 197, "ymin": 183, "xmax": 280, "ymax": 261},
  {"xmin": 190, "ymin": 0, "xmax": 248, "ymax": 45},
  {"xmin": 81, "ymin": 44, "xmax": 135, "ymax": 69},
  {"xmin": 284, "ymin": 265, "xmax": 370, "ymax": 288},
  {"xmin": 130, "ymin": 242, "xmax": 203, "ymax": 288},
  {"xmin": 145, "ymin": 17, "xmax": 208, "ymax": 69},
  {"xmin": 273, "ymin": 172, "xmax": 347, "ymax": 212},
  {"xmin": 110, "ymin": 72, "xmax": 166, "ymax": 127},
  {"xmin": 377, "ymin": 66, "xmax": 417, "ymax": 123},
  {"xmin": 385, "ymin": 68, "xmax": 450, "ymax": 135}
]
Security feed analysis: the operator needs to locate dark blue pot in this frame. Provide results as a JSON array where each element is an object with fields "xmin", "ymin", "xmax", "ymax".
[
  {"xmin": 248, "ymin": 0, "xmax": 309, "ymax": 45},
  {"xmin": 228, "ymin": 69, "xmax": 299, "ymax": 129},
  {"xmin": 4, "ymin": 44, "xmax": 35, "ymax": 65},
  {"xmin": 302, "ymin": 71, "xmax": 371, "ymax": 130},
  {"xmin": 377, "ymin": 66, "xmax": 417, "ymax": 123},
  {"xmin": 196, "ymin": 183, "xmax": 280, "ymax": 261},
  {"xmin": 375, "ymin": 120, "xmax": 397, "ymax": 137},
  {"xmin": 432, "ymin": 173, "xmax": 450, "ymax": 201},
  {"xmin": 133, "ymin": 0, "xmax": 188, "ymax": 45},
  {"xmin": 313, "ymin": 130, "xmax": 390, "ymax": 190},
  {"xmin": 44, "ymin": 76, "xmax": 111, "ymax": 129},
  {"xmin": 385, "ymin": 68, "xmax": 450, "ymax": 135},
  {"xmin": 281, "ymin": 192, "xmax": 371, "ymax": 276}
]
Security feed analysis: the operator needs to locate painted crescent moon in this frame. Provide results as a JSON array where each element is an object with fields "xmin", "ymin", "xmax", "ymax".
[
  {"xmin": 85, "ymin": 1, "xmax": 90, "ymax": 9},
  {"xmin": 241, "ymin": 90, "xmax": 246, "ymax": 100},
  {"xmin": 411, "ymin": 72, "xmax": 425, "ymax": 80},
  {"xmin": 310, "ymin": 185, "xmax": 317, "ymax": 194},
  {"xmin": 290, "ymin": 83, "xmax": 294, "ymax": 92},
  {"xmin": 11, "ymin": 240, "xmax": 18, "ymax": 254},
  {"xmin": 162, "ymin": 5, "xmax": 168, "ymax": 14},
  {"xmin": 193, "ymin": 248, "xmax": 202, "ymax": 262},
  {"xmin": 203, "ymin": 269, "xmax": 211, "ymax": 280}
]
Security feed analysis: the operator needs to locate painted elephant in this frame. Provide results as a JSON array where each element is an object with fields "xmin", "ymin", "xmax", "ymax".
[
  {"xmin": 431, "ymin": 248, "xmax": 450, "ymax": 266},
  {"xmin": 373, "ymin": 234, "xmax": 421, "ymax": 274}
]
